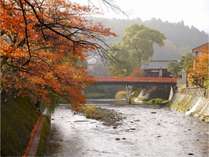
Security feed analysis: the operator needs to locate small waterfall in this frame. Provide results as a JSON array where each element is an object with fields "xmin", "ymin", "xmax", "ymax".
[
  {"xmin": 132, "ymin": 89, "xmax": 150, "ymax": 104},
  {"xmin": 168, "ymin": 86, "xmax": 174, "ymax": 101}
]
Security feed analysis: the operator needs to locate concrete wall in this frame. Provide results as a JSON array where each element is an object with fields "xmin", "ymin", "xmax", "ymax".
[{"xmin": 171, "ymin": 93, "xmax": 209, "ymax": 122}]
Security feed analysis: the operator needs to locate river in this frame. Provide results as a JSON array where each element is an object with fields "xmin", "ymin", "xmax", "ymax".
[{"xmin": 45, "ymin": 103, "xmax": 209, "ymax": 157}]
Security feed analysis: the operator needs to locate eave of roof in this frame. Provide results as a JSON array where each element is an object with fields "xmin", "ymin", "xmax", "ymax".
[{"xmin": 192, "ymin": 42, "xmax": 209, "ymax": 51}]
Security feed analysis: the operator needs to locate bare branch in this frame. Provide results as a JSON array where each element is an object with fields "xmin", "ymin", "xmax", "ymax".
[{"xmin": 19, "ymin": 0, "xmax": 31, "ymax": 66}]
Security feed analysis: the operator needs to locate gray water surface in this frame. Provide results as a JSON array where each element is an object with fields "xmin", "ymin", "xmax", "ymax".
[{"xmin": 45, "ymin": 103, "xmax": 209, "ymax": 157}]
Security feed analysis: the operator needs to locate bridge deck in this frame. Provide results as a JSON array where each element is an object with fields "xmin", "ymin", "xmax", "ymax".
[{"xmin": 93, "ymin": 76, "xmax": 177, "ymax": 84}]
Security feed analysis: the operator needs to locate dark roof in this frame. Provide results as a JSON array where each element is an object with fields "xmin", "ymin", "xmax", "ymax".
[{"xmin": 141, "ymin": 60, "xmax": 177, "ymax": 69}]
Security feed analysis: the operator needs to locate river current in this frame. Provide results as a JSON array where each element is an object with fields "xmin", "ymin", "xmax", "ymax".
[{"xmin": 45, "ymin": 103, "xmax": 209, "ymax": 157}]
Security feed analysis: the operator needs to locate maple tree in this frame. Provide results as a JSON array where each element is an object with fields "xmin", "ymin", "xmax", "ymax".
[{"xmin": 0, "ymin": 0, "xmax": 115, "ymax": 109}]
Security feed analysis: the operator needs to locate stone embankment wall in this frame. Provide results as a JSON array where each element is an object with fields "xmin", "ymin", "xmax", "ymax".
[{"xmin": 171, "ymin": 88, "xmax": 209, "ymax": 122}]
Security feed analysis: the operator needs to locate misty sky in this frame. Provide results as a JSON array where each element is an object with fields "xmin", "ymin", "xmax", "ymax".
[{"xmin": 74, "ymin": 0, "xmax": 209, "ymax": 33}]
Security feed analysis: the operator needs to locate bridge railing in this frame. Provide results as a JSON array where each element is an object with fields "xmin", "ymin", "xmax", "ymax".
[{"xmin": 93, "ymin": 76, "xmax": 177, "ymax": 84}]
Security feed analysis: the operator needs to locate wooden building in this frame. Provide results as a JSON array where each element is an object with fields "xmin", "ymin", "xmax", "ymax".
[
  {"xmin": 192, "ymin": 42, "xmax": 209, "ymax": 71},
  {"xmin": 188, "ymin": 42, "xmax": 209, "ymax": 88},
  {"xmin": 141, "ymin": 60, "xmax": 176, "ymax": 77}
]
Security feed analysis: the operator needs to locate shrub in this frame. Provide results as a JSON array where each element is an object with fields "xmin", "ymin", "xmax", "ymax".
[
  {"xmin": 80, "ymin": 105, "xmax": 97, "ymax": 118},
  {"xmin": 144, "ymin": 98, "xmax": 169, "ymax": 105},
  {"xmin": 131, "ymin": 89, "xmax": 141, "ymax": 97},
  {"xmin": 115, "ymin": 90, "xmax": 127, "ymax": 100}
]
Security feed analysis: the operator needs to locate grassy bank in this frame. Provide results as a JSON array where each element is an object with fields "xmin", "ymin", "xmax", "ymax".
[
  {"xmin": 143, "ymin": 98, "xmax": 169, "ymax": 106},
  {"xmin": 80, "ymin": 105, "xmax": 123, "ymax": 126},
  {"xmin": 36, "ymin": 116, "xmax": 51, "ymax": 156},
  {"xmin": 1, "ymin": 97, "xmax": 39, "ymax": 156},
  {"xmin": 170, "ymin": 95, "xmax": 193, "ymax": 112}
]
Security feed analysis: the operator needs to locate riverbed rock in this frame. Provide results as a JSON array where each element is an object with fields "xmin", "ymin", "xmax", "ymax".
[{"xmin": 151, "ymin": 111, "xmax": 157, "ymax": 114}]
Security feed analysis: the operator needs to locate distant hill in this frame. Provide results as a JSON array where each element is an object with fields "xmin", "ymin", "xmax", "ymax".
[
  {"xmin": 92, "ymin": 17, "xmax": 208, "ymax": 60},
  {"xmin": 88, "ymin": 18, "xmax": 208, "ymax": 76}
]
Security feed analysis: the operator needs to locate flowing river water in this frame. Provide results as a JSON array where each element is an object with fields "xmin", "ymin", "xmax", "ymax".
[{"xmin": 45, "ymin": 102, "xmax": 209, "ymax": 157}]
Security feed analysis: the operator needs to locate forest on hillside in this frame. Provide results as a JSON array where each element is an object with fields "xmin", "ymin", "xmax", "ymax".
[
  {"xmin": 88, "ymin": 18, "xmax": 208, "ymax": 76},
  {"xmin": 92, "ymin": 18, "xmax": 208, "ymax": 59}
]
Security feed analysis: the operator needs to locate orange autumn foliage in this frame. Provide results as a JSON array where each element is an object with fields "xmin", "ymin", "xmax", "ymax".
[
  {"xmin": 0, "ymin": 0, "xmax": 115, "ymax": 109},
  {"xmin": 188, "ymin": 53, "xmax": 209, "ymax": 88}
]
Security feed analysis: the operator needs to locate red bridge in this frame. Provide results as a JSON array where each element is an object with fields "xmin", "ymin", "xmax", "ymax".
[
  {"xmin": 87, "ymin": 76, "xmax": 177, "ymax": 100},
  {"xmin": 93, "ymin": 76, "xmax": 177, "ymax": 84}
]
